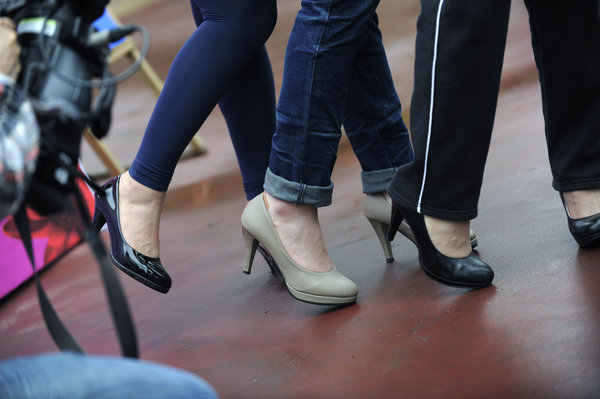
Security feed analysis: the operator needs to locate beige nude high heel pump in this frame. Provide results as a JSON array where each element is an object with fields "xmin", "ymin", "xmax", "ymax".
[{"xmin": 241, "ymin": 193, "xmax": 359, "ymax": 305}]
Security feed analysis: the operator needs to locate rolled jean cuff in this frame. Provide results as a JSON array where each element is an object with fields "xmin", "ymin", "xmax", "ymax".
[
  {"xmin": 263, "ymin": 168, "xmax": 333, "ymax": 207},
  {"xmin": 361, "ymin": 167, "xmax": 398, "ymax": 194}
]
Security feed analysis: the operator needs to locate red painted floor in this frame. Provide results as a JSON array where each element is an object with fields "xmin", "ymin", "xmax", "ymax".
[{"xmin": 2, "ymin": 1, "xmax": 600, "ymax": 398}]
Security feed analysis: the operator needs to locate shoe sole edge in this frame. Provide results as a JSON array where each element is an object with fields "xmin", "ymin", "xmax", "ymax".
[
  {"xmin": 110, "ymin": 253, "xmax": 171, "ymax": 294},
  {"xmin": 287, "ymin": 283, "xmax": 358, "ymax": 305},
  {"xmin": 420, "ymin": 261, "xmax": 493, "ymax": 289}
]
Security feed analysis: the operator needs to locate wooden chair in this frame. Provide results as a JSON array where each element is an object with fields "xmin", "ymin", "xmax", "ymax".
[{"xmin": 86, "ymin": 8, "xmax": 207, "ymax": 177}]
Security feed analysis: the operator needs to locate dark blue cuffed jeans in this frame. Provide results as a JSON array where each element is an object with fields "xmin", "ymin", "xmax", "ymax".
[{"xmin": 265, "ymin": 0, "xmax": 414, "ymax": 207}]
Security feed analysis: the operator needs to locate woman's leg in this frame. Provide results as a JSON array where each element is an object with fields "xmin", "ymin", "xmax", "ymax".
[
  {"xmin": 193, "ymin": 1, "xmax": 276, "ymax": 201},
  {"xmin": 523, "ymin": 0, "xmax": 600, "ymax": 218},
  {"xmin": 119, "ymin": 0, "xmax": 277, "ymax": 257},
  {"xmin": 342, "ymin": 12, "xmax": 414, "ymax": 195},
  {"xmin": 390, "ymin": 0, "xmax": 511, "ymax": 220},
  {"xmin": 388, "ymin": 0, "xmax": 510, "ymax": 257},
  {"xmin": 341, "ymin": 13, "xmax": 415, "ymax": 262},
  {"xmin": 265, "ymin": 0, "xmax": 381, "ymax": 206},
  {"xmin": 262, "ymin": 0, "xmax": 379, "ymax": 273},
  {"xmin": 218, "ymin": 46, "xmax": 276, "ymax": 200}
]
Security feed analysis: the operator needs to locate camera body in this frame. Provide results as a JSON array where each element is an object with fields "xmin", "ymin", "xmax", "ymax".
[
  {"xmin": 1, "ymin": 0, "xmax": 111, "ymax": 215},
  {"xmin": 1, "ymin": 1, "xmax": 141, "ymax": 358}
]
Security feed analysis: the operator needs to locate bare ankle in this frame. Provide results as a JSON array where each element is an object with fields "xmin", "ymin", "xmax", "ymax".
[
  {"xmin": 120, "ymin": 172, "xmax": 165, "ymax": 207},
  {"xmin": 424, "ymin": 215, "xmax": 471, "ymax": 258},
  {"xmin": 264, "ymin": 191, "xmax": 316, "ymax": 219},
  {"xmin": 562, "ymin": 189, "xmax": 600, "ymax": 219},
  {"xmin": 263, "ymin": 191, "xmax": 333, "ymax": 273},
  {"xmin": 118, "ymin": 172, "xmax": 165, "ymax": 258}
]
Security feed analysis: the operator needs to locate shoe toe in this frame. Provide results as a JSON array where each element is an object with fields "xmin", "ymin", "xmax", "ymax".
[
  {"xmin": 454, "ymin": 257, "xmax": 494, "ymax": 287},
  {"xmin": 286, "ymin": 269, "xmax": 358, "ymax": 305}
]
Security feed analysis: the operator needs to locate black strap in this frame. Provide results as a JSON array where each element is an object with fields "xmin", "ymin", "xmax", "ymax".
[
  {"xmin": 14, "ymin": 180, "xmax": 138, "ymax": 358},
  {"xmin": 14, "ymin": 205, "xmax": 83, "ymax": 353},
  {"xmin": 74, "ymin": 184, "xmax": 138, "ymax": 358}
]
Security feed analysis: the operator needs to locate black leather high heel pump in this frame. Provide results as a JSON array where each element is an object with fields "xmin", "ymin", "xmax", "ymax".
[
  {"xmin": 560, "ymin": 193, "xmax": 600, "ymax": 248},
  {"xmin": 387, "ymin": 202, "xmax": 493, "ymax": 288},
  {"xmin": 91, "ymin": 176, "xmax": 172, "ymax": 294}
]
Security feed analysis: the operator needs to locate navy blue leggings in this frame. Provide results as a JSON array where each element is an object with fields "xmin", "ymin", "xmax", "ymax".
[{"xmin": 128, "ymin": 0, "xmax": 277, "ymax": 199}]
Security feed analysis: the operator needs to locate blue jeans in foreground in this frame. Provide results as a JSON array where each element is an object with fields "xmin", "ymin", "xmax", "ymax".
[
  {"xmin": 265, "ymin": 0, "xmax": 413, "ymax": 207},
  {"xmin": 0, "ymin": 352, "xmax": 218, "ymax": 399}
]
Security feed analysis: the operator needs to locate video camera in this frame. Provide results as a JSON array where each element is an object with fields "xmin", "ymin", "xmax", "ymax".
[
  {"xmin": 0, "ymin": 0, "xmax": 136, "ymax": 216},
  {"xmin": 1, "ymin": 0, "xmax": 144, "ymax": 357}
]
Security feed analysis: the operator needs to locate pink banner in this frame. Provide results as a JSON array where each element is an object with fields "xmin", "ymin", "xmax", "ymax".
[{"xmin": 0, "ymin": 171, "xmax": 95, "ymax": 299}]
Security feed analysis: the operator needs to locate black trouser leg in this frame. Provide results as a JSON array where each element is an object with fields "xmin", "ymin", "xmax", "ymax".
[
  {"xmin": 525, "ymin": 0, "xmax": 600, "ymax": 192},
  {"xmin": 389, "ymin": 0, "xmax": 511, "ymax": 220}
]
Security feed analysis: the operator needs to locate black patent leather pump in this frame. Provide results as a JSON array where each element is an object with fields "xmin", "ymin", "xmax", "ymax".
[
  {"xmin": 387, "ymin": 202, "xmax": 494, "ymax": 288},
  {"xmin": 560, "ymin": 193, "xmax": 600, "ymax": 248},
  {"xmin": 91, "ymin": 176, "xmax": 172, "ymax": 294}
]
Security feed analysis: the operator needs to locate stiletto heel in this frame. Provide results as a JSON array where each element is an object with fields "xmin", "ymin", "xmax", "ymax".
[
  {"xmin": 243, "ymin": 227, "xmax": 279, "ymax": 275},
  {"xmin": 367, "ymin": 217, "xmax": 394, "ymax": 263},
  {"xmin": 242, "ymin": 227, "xmax": 259, "ymax": 274},
  {"xmin": 241, "ymin": 193, "xmax": 358, "ymax": 305},
  {"xmin": 364, "ymin": 193, "xmax": 478, "ymax": 262},
  {"xmin": 560, "ymin": 193, "xmax": 600, "ymax": 248},
  {"xmin": 93, "ymin": 176, "xmax": 172, "ymax": 294},
  {"xmin": 257, "ymin": 245, "xmax": 280, "ymax": 275},
  {"xmin": 389, "ymin": 201, "xmax": 494, "ymax": 288},
  {"xmin": 387, "ymin": 199, "xmax": 402, "ymax": 242},
  {"xmin": 90, "ymin": 210, "xmax": 106, "ymax": 233}
]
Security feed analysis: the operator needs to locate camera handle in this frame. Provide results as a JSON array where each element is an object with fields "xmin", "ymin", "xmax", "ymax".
[{"xmin": 13, "ymin": 179, "xmax": 139, "ymax": 358}]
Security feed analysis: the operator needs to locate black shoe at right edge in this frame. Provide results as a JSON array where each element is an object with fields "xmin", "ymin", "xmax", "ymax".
[
  {"xmin": 90, "ymin": 176, "xmax": 172, "ymax": 294},
  {"xmin": 387, "ymin": 202, "xmax": 494, "ymax": 288},
  {"xmin": 560, "ymin": 193, "xmax": 600, "ymax": 248},
  {"xmin": 565, "ymin": 213, "xmax": 600, "ymax": 248}
]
